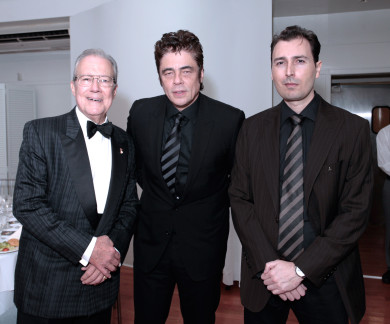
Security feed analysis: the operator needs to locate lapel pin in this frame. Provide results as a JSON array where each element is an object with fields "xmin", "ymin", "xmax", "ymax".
[
  {"xmin": 328, "ymin": 166, "xmax": 332, "ymax": 172},
  {"xmin": 120, "ymin": 148, "xmax": 123, "ymax": 154}
]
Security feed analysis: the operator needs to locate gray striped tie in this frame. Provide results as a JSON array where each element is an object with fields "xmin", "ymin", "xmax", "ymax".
[
  {"xmin": 161, "ymin": 113, "xmax": 183, "ymax": 193},
  {"xmin": 278, "ymin": 115, "xmax": 304, "ymax": 261}
]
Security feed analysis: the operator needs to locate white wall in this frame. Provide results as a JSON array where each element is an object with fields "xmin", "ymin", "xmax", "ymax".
[
  {"xmin": 70, "ymin": 0, "xmax": 273, "ymax": 130},
  {"xmin": 0, "ymin": 0, "xmax": 273, "ymax": 267},
  {"xmin": 69, "ymin": 0, "xmax": 272, "ymax": 265},
  {"xmin": 0, "ymin": 0, "xmax": 112, "ymax": 22},
  {"xmin": 0, "ymin": 52, "xmax": 69, "ymax": 83},
  {"xmin": 0, "ymin": 51, "xmax": 71, "ymax": 118},
  {"xmin": 2, "ymin": 1, "xmax": 388, "ymax": 267}
]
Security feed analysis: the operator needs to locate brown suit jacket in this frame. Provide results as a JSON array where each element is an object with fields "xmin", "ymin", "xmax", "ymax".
[{"xmin": 229, "ymin": 97, "xmax": 373, "ymax": 324}]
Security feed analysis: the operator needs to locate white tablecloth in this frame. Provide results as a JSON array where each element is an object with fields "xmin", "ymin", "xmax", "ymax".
[
  {"xmin": 0, "ymin": 251, "xmax": 18, "ymax": 293},
  {"xmin": 0, "ymin": 218, "xmax": 21, "ymax": 319},
  {"xmin": 0, "ymin": 290, "xmax": 16, "ymax": 318}
]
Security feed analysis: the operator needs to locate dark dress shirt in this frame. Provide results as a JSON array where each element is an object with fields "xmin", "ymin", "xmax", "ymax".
[
  {"xmin": 279, "ymin": 93, "xmax": 320, "ymax": 249},
  {"xmin": 162, "ymin": 97, "xmax": 199, "ymax": 197}
]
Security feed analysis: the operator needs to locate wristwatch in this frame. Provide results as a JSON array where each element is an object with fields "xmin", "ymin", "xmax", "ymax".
[{"xmin": 295, "ymin": 266, "xmax": 306, "ymax": 278}]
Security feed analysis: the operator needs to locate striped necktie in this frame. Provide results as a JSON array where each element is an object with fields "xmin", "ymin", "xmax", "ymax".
[
  {"xmin": 278, "ymin": 114, "xmax": 304, "ymax": 261},
  {"xmin": 161, "ymin": 113, "xmax": 183, "ymax": 193}
]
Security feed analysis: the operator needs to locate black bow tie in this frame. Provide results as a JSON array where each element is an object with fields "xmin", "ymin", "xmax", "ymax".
[{"xmin": 87, "ymin": 120, "xmax": 113, "ymax": 139}]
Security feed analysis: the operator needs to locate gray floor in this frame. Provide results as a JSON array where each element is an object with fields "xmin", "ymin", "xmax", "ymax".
[{"xmin": 0, "ymin": 291, "xmax": 17, "ymax": 324}]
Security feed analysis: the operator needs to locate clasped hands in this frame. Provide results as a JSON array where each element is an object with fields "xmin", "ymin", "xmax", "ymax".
[
  {"xmin": 261, "ymin": 259, "xmax": 307, "ymax": 301},
  {"xmin": 81, "ymin": 235, "xmax": 120, "ymax": 286}
]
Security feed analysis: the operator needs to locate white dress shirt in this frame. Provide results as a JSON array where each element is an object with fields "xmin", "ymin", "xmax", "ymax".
[
  {"xmin": 76, "ymin": 107, "xmax": 112, "ymax": 266},
  {"xmin": 377, "ymin": 124, "xmax": 390, "ymax": 176}
]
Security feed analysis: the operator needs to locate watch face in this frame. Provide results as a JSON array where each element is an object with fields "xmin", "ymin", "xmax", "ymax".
[{"xmin": 296, "ymin": 266, "xmax": 305, "ymax": 277}]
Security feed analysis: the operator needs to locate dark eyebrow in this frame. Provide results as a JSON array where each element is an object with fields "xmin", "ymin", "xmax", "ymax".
[
  {"xmin": 272, "ymin": 56, "xmax": 285, "ymax": 63},
  {"xmin": 273, "ymin": 55, "xmax": 309, "ymax": 63},
  {"xmin": 161, "ymin": 67, "xmax": 174, "ymax": 74},
  {"xmin": 161, "ymin": 65, "xmax": 194, "ymax": 74},
  {"xmin": 294, "ymin": 55, "xmax": 310, "ymax": 60}
]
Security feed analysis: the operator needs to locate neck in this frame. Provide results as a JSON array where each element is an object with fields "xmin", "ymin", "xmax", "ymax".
[
  {"xmin": 284, "ymin": 92, "xmax": 315, "ymax": 114},
  {"xmin": 90, "ymin": 115, "xmax": 107, "ymax": 125}
]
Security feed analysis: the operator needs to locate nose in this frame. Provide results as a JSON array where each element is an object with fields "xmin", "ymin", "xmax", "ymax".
[
  {"xmin": 286, "ymin": 62, "xmax": 294, "ymax": 77},
  {"xmin": 173, "ymin": 72, "xmax": 183, "ymax": 85},
  {"xmin": 90, "ymin": 77, "xmax": 100, "ymax": 91}
]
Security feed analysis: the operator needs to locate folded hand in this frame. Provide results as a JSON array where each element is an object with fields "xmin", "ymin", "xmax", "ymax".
[
  {"xmin": 81, "ymin": 263, "xmax": 108, "ymax": 286},
  {"xmin": 89, "ymin": 235, "xmax": 120, "ymax": 278}
]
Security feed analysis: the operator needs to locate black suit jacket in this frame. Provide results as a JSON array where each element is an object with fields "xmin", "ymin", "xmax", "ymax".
[
  {"xmin": 127, "ymin": 93, "xmax": 244, "ymax": 281},
  {"xmin": 13, "ymin": 108, "xmax": 138, "ymax": 318},
  {"xmin": 229, "ymin": 97, "xmax": 373, "ymax": 324}
]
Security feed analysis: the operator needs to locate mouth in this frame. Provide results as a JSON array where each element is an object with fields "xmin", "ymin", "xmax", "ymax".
[
  {"xmin": 173, "ymin": 89, "xmax": 186, "ymax": 95},
  {"xmin": 283, "ymin": 78, "xmax": 299, "ymax": 88},
  {"xmin": 284, "ymin": 82, "xmax": 298, "ymax": 88},
  {"xmin": 87, "ymin": 97, "xmax": 103, "ymax": 102}
]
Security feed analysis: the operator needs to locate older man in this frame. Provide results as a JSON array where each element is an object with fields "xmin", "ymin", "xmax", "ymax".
[{"xmin": 13, "ymin": 48, "xmax": 138, "ymax": 324}]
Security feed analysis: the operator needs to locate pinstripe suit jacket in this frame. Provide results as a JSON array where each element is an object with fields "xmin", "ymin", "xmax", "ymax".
[
  {"xmin": 229, "ymin": 97, "xmax": 373, "ymax": 324},
  {"xmin": 13, "ymin": 108, "xmax": 138, "ymax": 318}
]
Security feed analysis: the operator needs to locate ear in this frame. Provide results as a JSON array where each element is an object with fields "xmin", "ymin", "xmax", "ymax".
[
  {"xmin": 113, "ymin": 85, "xmax": 118, "ymax": 97},
  {"xmin": 70, "ymin": 81, "xmax": 76, "ymax": 96},
  {"xmin": 315, "ymin": 60, "xmax": 322, "ymax": 79},
  {"xmin": 200, "ymin": 68, "xmax": 204, "ymax": 83}
]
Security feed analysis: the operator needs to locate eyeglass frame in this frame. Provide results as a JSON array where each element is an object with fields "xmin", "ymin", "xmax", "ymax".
[{"xmin": 73, "ymin": 75, "xmax": 117, "ymax": 88}]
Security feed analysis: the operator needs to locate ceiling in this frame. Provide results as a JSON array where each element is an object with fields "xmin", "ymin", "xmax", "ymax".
[
  {"xmin": 0, "ymin": 1, "xmax": 390, "ymax": 54},
  {"xmin": 273, "ymin": 0, "xmax": 390, "ymax": 17}
]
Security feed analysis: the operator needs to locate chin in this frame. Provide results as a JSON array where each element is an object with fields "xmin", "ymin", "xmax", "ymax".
[{"xmin": 173, "ymin": 102, "xmax": 189, "ymax": 109}]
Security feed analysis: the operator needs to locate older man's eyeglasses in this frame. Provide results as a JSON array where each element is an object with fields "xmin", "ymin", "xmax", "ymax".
[{"xmin": 75, "ymin": 75, "xmax": 116, "ymax": 88}]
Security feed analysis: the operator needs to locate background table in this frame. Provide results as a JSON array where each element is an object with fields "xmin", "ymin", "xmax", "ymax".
[
  {"xmin": 0, "ymin": 217, "xmax": 21, "ymax": 322},
  {"xmin": 0, "ymin": 252, "xmax": 18, "ymax": 319}
]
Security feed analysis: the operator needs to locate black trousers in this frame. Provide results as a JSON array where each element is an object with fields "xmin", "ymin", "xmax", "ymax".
[
  {"xmin": 244, "ymin": 276, "xmax": 348, "ymax": 324},
  {"xmin": 17, "ymin": 308, "xmax": 111, "ymax": 324},
  {"xmin": 134, "ymin": 236, "xmax": 221, "ymax": 324}
]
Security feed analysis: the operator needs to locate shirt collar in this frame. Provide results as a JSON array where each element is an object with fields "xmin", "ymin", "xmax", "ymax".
[
  {"xmin": 166, "ymin": 95, "xmax": 200, "ymax": 123},
  {"xmin": 75, "ymin": 106, "xmax": 109, "ymax": 139},
  {"xmin": 281, "ymin": 92, "xmax": 320, "ymax": 125}
]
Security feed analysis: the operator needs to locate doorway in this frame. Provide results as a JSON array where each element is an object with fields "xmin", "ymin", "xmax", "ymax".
[{"xmin": 331, "ymin": 73, "xmax": 390, "ymax": 225}]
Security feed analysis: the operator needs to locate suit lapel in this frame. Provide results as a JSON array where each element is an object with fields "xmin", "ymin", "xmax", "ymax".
[
  {"xmin": 96, "ymin": 129, "xmax": 128, "ymax": 235},
  {"xmin": 60, "ymin": 108, "xmax": 98, "ymax": 228},
  {"xmin": 261, "ymin": 106, "xmax": 281, "ymax": 217},
  {"xmin": 304, "ymin": 100, "xmax": 343, "ymax": 208},
  {"xmin": 182, "ymin": 95, "xmax": 214, "ymax": 198}
]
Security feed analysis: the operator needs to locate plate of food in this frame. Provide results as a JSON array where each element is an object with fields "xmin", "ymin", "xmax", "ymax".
[{"xmin": 0, "ymin": 239, "xmax": 19, "ymax": 253}]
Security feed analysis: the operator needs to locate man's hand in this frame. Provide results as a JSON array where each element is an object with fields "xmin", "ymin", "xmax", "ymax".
[
  {"xmin": 88, "ymin": 235, "xmax": 120, "ymax": 278},
  {"xmin": 261, "ymin": 259, "xmax": 303, "ymax": 295},
  {"xmin": 81, "ymin": 264, "xmax": 108, "ymax": 286},
  {"xmin": 278, "ymin": 284, "xmax": 307, "ymax": 301}
]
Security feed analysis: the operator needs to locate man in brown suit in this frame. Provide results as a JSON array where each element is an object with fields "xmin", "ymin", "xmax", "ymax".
[{"xmin": 229, "ymin": 25, "xmax": 373, "ymax": 324}]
